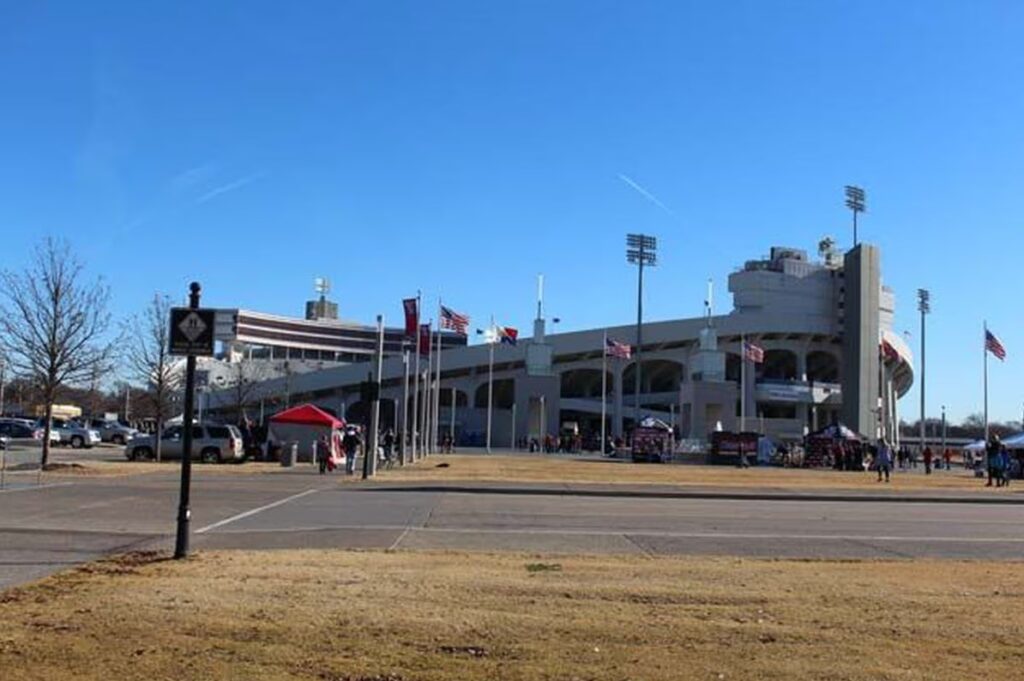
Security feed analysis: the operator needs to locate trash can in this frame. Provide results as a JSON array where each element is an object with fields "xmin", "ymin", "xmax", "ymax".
[{"xmin": 281, "ymin": 442, "xmax": 298, "ymax": 468}]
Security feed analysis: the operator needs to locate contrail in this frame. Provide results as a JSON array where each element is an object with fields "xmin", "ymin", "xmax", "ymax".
[
  {"xmin": 195, "ymin": 172, "xmax": 266, "ymax": 205},
  {"xmin": 618, "ymin": 173, "xmax": 673, "ymax": 215}
]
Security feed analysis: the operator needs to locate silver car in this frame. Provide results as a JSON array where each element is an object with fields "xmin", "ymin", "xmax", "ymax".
[
  {"xmin": 88, "ymin": 419, "xmax": 138, "ymax": 445},
  {"xmin": 37, "ymin": 418, "xmax": 100, "ymax": 449},
  {"xmin": 125, "ymin": 423, "xmax": 245, "ymax": 463}
]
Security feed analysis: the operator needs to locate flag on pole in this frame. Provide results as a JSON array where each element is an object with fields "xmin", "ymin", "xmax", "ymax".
[
  {"xmin": 880, "ymin": 339, "xmax": 899, "ymax": 362},
  {"xmin": 605, "ymin": 337, "xmax": 632, "ymax": 359},
  {"xmin": 418, "ymin": 324, "xmax": 431, "ymax": 355},
  {"xmin": 403, "ymin": 298, "xmax": 418, "ymax": 337},
  {"xmin": 986, "ymin": 329, "xmax": 1007, "ymax": 361},
  {"xmin": 440, "ymin": 305, "xmax": 470, "ymax": 335},
  {"xmin": 743, "ymin": 341, "xmax": 765, "ymax": 364},
  {"xmin": 495, "ymin": 325, "xmax": 518, "ymax": 346}
]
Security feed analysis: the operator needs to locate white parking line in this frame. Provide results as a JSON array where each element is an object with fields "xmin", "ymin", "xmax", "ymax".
[{"xmin": 196, "ymin": 489, "xmax": 320, "ymax": 534}]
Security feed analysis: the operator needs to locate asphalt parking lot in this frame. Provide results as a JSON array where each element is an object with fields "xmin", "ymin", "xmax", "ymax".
[{"xmin": 2, "ymin": 457, "xmax": 1023, "ymax": 590}]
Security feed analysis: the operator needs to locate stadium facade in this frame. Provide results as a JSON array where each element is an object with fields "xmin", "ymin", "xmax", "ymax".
[{"xmin": 206, "ymin": 243, "xmax": 914, "ymax": 444}]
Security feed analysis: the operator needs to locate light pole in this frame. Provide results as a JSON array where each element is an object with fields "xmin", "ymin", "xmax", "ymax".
[
  {"xmin": 941, "ymin": 404, "xmax": 947, "ymax": 456},
  {"xmin": 918, "ymin": 289, "xmax": 930, "ymax": 454},
  {"xmin": 0, "ymin": 355, "xmax": 6, "ymax": 417},
  {"xmin": 844, "ymin": 185, "xmax": 866, "ymax": 246},
  {"xmin": 626, "ymin": 233, "xmax": 657, "ymax": 436}
]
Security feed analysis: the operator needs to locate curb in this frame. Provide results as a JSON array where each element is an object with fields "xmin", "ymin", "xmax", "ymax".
[{"xmin": 357, "ymin": 483, "xmax": 1024, "ymax": 505}]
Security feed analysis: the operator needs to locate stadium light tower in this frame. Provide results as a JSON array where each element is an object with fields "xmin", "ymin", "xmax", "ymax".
[
  {"xmin": 917, "ymin": 289, "xmax": 931, "ymax": 453},
  {"xmin": 626, "ymin": 233, "xmax": 657, "ymax": 433},
  {"xmin": 844, "ymin": 185, "xmax": 866, "ymax": 246}
]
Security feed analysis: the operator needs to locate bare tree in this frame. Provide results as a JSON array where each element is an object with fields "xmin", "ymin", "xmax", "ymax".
[
  {"xmin": 123, "ymin": 294, "xmax": 179, "ymax": 461},
  {"xmin": 0, "ymin": 238, "xmax": 115, "ymax": 466},
  {"xmin": 222, "ymin": 361, "xmax": 269, "ymax": 425}
]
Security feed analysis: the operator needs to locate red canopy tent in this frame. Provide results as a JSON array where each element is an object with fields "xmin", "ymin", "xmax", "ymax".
[
  {"xmin": 269, "ymin": 404, "xmax": 344, "ymax": 429},
  {"xmin": 268, "ymin": 404, "xmax": 345, "ymax": 465}
]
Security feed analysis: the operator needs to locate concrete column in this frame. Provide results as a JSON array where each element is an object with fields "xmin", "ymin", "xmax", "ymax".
[{"xmin": 797, "ymin": 351, "xmax": 808, "ymax": 382}]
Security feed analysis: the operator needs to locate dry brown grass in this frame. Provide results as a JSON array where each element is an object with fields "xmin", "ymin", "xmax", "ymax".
[
  {"xmin": 379, "ymin": 455, "xmax": 1011, "ymax": 493},
  {"xmin": 39, "ymin": 460, "xmax": 299, "ymax": 478},
  {"xmin": 1, "ymin": 549, "xmax": 1022, "ymax": 680}
]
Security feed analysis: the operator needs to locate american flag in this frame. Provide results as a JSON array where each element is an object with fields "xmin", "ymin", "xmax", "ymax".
[
  {"xmin": 743, "ymin": 341, "xmax": 764, "ymax": 364},
  {"xmin": 986, "ymin": 329, "xmax": 1006, "ymax": 361},
  {"xmin": 440, "ymin": 305, "xmax": 470, "ymax": 335},
  {"xmin": 605, "ymin": 337, "xmax": 632, "ymax": 359}
]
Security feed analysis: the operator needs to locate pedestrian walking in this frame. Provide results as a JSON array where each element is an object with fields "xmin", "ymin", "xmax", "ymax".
[
  {"xmin": 343, "ymin": 426, "xmax": 361, "ymax": 476},
  {"xmin": 317, "ymin": 434, "xmax": 330, "ymax": 475},
  {"xmin": 876, "ymin": 439, "xmax": 893, "ymax": 483},
  {"xmin": 382, "ymin": 428, "xmax": 395, "ymax": 469},
  {"xmin": 923, "ymin": 446, "xmax": 933, "ymax": 475},
  {"xmin": 986, "ymin": 436, "xmax": 1002, "ymax": 487}
]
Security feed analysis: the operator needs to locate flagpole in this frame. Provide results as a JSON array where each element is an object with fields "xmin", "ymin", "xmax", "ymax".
[
  {"xmin": 434, "ymin": 299, "xmax": 443, "ymax": 454},
  {"xmin": 740, "ymin": 334, "xmax": 746, "ymax": 433},
  {"xmin": 450, "ymin": 386, "xmax": 456, "ymax": 448},
  {"xmin": 984, "ymin": 321, "xmax": 989, "ymax": 446},
  {"xmin": 412, "ymin": 292, "xmax": 421, "ymax": 462},
  {"xmin": 401, "ymin": 350, "xmax": 410, "ymax": 465},
  {"xmin": 487, "ymin": 315, "xmax": 494, "ymax": 453},
  {"xmin": 424, "ymin": 321, "xmax": 433, "ymax": 456},
  {"xmin": 601, "ymin": 330, "xmax": 607, "ymax": 455}
]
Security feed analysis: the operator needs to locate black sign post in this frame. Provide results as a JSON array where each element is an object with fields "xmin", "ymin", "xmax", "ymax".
[{"xmin": 169, "ymin": 283, "xmax": 213, "ymax": 560}]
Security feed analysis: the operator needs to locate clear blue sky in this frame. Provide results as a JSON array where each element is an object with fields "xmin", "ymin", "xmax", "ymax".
[{"xmin": 1, "ymin": 2, "xmax": 1022, "ymax": 423}]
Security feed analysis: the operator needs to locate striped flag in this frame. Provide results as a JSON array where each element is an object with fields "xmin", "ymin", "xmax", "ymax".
[
  {"xmin": 743, "ymin": 341, "xmax": 764, "ymax": 364},
  {"xmin": 605, "ymin": 337, "xmax": 632, "ymax": 359},
  {"xmin": 986, "ymin": 329, "xmax": 1007, "ymax": 361},
  {"xmin": 496, "ymin": 325, "xmax": 518, "ymax": 346},
  {"xmin": 440, "ymin": 305, "xmax": 470, "ymax": 335}
]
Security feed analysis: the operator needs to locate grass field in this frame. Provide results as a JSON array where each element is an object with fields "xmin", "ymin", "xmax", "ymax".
[
  {"xmin": 1, "ymin": 549, "xmax": 1022, "ymax": 680},
  {"xmin": 378, "ymin": 454, "xmax": 1010, "ymax": 493}
]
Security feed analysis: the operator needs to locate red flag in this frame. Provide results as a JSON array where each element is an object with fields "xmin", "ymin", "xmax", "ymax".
[
  {"xmin": 403, "ymin": 298, "xmax": 418, "ymax": 338},
  {"xmin": 418, "ymin": 324, "xmax": 431, "ymax": 355}
]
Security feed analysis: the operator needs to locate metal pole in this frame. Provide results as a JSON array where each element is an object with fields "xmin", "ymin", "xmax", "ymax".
[
  {"xmin": 740, "ymin": 335, "xmax": 746, "ymax": 433},
  {"xmin": 434, "ymin": 314, "xmax": 442, "ymax": 453},
  {"xmin": 125, "ymin": 385, "xmax": 131, "ymax": 421},
  {"xmin": 486, "ymin": 321, "xmax": 494, "ymax": 453},
  {"xmin": 174, "ymin": 282, "xmax": 201, "ymax": 560},
  {"xmin": 601, "ymin": 331, "xmax": 607, "ymax": 455},
  {"xmin": 401, "ymin": 350, "xmax": 410, "ymax": 464},
  {"xmin": 920, "ymin": 304, "xmax": 926, "ymax": 453},
  {"xmin": 510, "ymin": 401, "xmax": 516, "ymax": 450},
  {"xmin": 450, "ymin": 386, "xmax": 456, "ymax": 448},
  {"xmin": 634, "ymin": 250, "xmax": 644, "ymax": 433},
  {"xmin": 984, "ymin": 322, "xmax": 989, "ymax": 447},
  {"xmin": 365, "ymin": 315, "xmax": 384, "ymax": 478},
  {"xmin": 941, "ymin": 405, "xmax": 947, "ymax": 454},
  {"xmin": 0, "ymin": 357, "xmax": 5, "ymax": 416},
  {"xmin": 412, "ymin": 293, "xmax": 421, "ymax": 461}
]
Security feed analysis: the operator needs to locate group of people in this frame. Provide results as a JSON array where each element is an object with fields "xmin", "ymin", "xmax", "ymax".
[
  {"xmin": 316, "ymin": 426, "xmax": 364, "ymax": 475},
  {"xmin": 984, "ymin": 435, "xmax": 1015, "ymax": 487}
]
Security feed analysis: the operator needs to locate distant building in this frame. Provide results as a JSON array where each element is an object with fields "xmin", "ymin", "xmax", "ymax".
[{"xmin": 208, "ymin": 243, "xmax": 913, "ymax": 445}]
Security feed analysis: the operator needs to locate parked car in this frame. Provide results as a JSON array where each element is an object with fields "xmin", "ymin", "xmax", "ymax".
[
  {"xmin": 124, "ymin": 423, "xmax": 245, "ymax": 463},
  {"xmin": 0, "ymin": 420, "xmax": 45, "ymax": 447},
  {"xmin": 36, "ymin": 418, "xmax": 101, "ymax": 449},
  {"xmin": 0, "ymin": 418, "xmax": 55, "ymax": 444},
  {"xmin": 88, "ymin": 419, "xmax": 138, "ymax": 445},
  {"xmin": 0, "ymin": 433, "xmax": 9, "ymax": 451}
]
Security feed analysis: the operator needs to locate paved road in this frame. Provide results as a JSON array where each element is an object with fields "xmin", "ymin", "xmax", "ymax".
[{"xmin": 1, "ymin": 466, "xmax": 1022, "ymax": 589}]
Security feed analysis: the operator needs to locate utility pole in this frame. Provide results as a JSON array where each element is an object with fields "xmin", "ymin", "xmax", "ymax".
[
  {"xmin": 918, "ymin": 289, "xmax": 930, "ymax": 454},
  {"xmin": 626, "ymin": 234, "xmax": 657, "ymax": 436}
]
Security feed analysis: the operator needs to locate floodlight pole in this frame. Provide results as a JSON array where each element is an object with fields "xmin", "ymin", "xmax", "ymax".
[
  {"xmin": 626, "ymin": 234, "xmax": 657, "ymax": 436},
  {"xmin": 918, "ymin": 289, "xmax": 930, "ymax": 455},
  {"xmin": 845, "ymin": 185, "xmax": 866, "ymax": 247}
]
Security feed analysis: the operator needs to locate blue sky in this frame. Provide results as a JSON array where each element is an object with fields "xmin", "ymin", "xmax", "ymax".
[{"xmin": 1, "ymin": 1, "xmax": 1022, "ymax": 422}]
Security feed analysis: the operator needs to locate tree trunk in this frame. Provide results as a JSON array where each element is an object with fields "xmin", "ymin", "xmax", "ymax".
[
  {"xmin": 41, "ymin": 400, "xmax": 53, "ymax": 469},
  {"xmin": 155, "ymin": 415, "xmax": 163, "ymax": 463}
]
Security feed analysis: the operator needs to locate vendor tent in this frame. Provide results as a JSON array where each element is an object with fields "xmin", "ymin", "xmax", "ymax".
[
  {"xmin": 963, "ymin": 439, "xmax": 986, "ymax": 452},
  {"xmin": 806, "ymin": 423, "xmax": 862, "ymax": 441},
  {"xmin": 1001, "ymin": 433, "xmax": 1024, "ymax": 450},
  {"xmin": 269, "ymin": 404, "xmax": 345, "ymax": 463}
]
